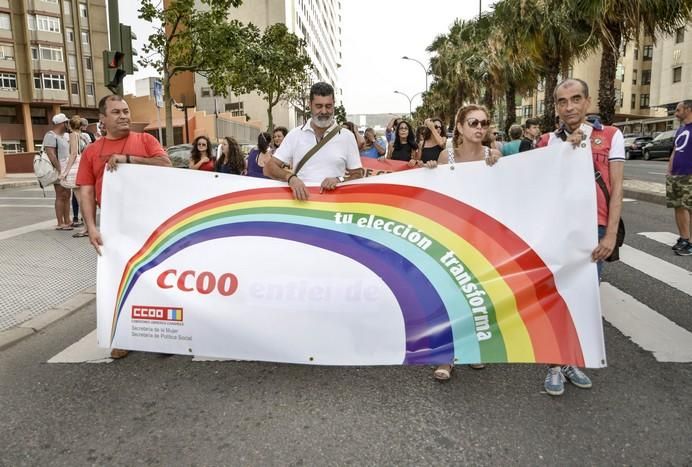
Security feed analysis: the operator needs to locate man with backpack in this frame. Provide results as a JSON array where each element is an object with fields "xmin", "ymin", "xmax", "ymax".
[{"xmin": 42, "ymin": 113, "xmax": 73, "ymax": 230}]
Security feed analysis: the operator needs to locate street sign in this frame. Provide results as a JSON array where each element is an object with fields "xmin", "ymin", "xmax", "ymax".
[{"xmin": 153, "ymin": 80, "xmax": 163, "ymax": 109}]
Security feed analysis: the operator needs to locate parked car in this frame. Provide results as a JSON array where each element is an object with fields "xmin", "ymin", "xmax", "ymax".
[
  {"xmin": 166, "ymin": 143, "xmax": 218, "ymax": 168},
  {"xmin": 624, "ymin": 136, "xmax": 653, "ymax": 159},
  {"xmin": 642, "ymin": 130, "xmax": 676, "ymax": 160}
]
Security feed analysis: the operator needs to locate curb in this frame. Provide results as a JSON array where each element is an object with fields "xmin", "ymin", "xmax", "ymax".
[
  {"xmin": 0, "ymin": 180, "xmax": 38, "ymax": 190},
  {"xmin": 624, "ymin": 188, "xmax": 666, "ymax": 206},
  {"xmin": 0, "ymin": 287, "xmax": 96, "ymax": 351}
]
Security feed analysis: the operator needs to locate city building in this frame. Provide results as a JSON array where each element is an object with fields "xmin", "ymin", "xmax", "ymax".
[
  {"xmin": 0, "ymin": 0, "xmax": 110, "ymax": 162},
  {"xmin": 517, "ymin": 28, "xmax": 681, "ymax": 135},
  {"xmin": 191, "ymin": 0, "xmax": 343, "ymax": 130}
]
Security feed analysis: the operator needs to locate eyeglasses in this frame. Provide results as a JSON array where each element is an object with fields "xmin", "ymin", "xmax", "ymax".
[
  {"xmin": 197, "ymin": 142, "xmax": 207, "ymax": 147},
  {"xmin": 466, "ymin": 118, "xmax": 491, "ymax": 129}
]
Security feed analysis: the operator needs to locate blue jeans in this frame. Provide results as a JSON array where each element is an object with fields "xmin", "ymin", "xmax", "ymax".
[{"xmin": 597, "ymin": 225, "xmax": 606, "ymax": 280}]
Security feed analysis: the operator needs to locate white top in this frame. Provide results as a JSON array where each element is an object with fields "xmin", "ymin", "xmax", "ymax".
[
  {"xmin": 274, "ymin": 119, "xmax": 362, "ymax": 184},
  {"xmin": 543, "ymin": 123, "xmax": 626, "ymax": 161}
]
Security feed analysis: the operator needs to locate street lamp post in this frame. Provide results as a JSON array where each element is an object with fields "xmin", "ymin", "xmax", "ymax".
[
  {"xmin": 394, "ymin": 90, "xmax": 423, "ymax": 119},
  {"xmin": 401, "ymin": 56, "xmax": 429, "ymax": 92}
]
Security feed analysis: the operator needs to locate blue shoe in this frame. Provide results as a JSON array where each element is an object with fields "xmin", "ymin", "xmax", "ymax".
[
  {"xmin": 544, "ymin": 366, "xmax": 565, "ymax": 396},
  {"xmin": 562, "ymin": 365, "xmax": 592, "ymax": 389}
]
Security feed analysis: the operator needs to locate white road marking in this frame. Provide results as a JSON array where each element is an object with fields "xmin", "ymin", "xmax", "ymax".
[
  {"xmin": 47, "ymin": 330, "xmax": 113, "ymax": 363},
  {"xmin": 637, "ymin": 231, "xmax": 680, "ymax": 247},
  {"xmin": 647, "ymin": 172, "xmax": 667, "ymax": 175},
  {"xmin": 601, "ymin": 283, "xmax": 692, "ymax": 362},
  {"xmin": 622, "ymin": 198, "xmax": 636, "ymax": 202},
  {"xmin": 0, "ymin": 220, "xmax": 56, "ymax": 241},
  {"xmin": 619, "ymin": 245, "xmax": 692, "ymax": 296}
]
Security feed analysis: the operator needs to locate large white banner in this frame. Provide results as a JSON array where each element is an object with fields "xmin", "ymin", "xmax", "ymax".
[{"xmin": 97, "ymin": 144, "xmax": 606, "ymax": 367}]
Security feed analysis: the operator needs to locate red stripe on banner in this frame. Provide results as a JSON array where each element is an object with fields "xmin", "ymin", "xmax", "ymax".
[{"xmin": 360, "ymin": 157, "xmax": 412, "ymax": 177}]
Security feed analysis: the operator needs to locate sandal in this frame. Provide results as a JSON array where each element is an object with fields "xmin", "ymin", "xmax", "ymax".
[
  {"xmin": 110, "ymin": 349, "xmax": 129, "ymax": 359},
  {"xmin": 72, "ymin": 231, "xmax": 89, "ymax": 238},
  {"xmin": 469, "ymin": 364, "xmax": 486, "ymax": 370},
  {"xmin": 433, "ymin": 364, "xmax": 454, "ymax": 381}
]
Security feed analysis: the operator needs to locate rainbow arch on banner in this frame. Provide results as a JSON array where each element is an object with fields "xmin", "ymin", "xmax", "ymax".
[{"xmin": 110, "ymin": 184, "xmax": 585, "ymax": 366}]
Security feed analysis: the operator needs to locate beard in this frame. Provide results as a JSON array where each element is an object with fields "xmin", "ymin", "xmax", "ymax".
[{"xmin": 312, "ymin": 114, "xmax": 334, "ymax": 128}]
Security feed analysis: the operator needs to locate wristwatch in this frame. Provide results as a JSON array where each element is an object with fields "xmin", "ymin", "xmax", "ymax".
[{"xmin": 337, "ymin": 176, "xmax": 345, "ymax": 183}]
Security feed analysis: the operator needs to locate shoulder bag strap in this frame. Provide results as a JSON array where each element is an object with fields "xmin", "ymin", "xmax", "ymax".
[
  {"xmin": 294, "ymin": 126, "xmax": 341, "ymax": 176},
  {"xmin": 594, "ymin": 167, "xmax": 611, "ymax": 207}
]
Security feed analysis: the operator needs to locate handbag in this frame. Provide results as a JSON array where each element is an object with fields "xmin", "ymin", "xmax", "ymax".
[{"xmin": 594, "ymin": 169, "xmax": 625, "ymax": 262}]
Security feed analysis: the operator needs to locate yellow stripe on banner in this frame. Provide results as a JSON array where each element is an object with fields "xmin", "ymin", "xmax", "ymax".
[{"xmin": 147, "ymin": 199, "xmax": 533, "ymax": 362}]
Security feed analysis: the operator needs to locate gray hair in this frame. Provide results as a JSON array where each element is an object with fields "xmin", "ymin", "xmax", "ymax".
[
  {"xmin": 80, "ymin": 118, "xmax": 88, "ymax": 127},
  {"xmin": 554, "ymin": 78, "xmax": 589, "ymax": 100}
]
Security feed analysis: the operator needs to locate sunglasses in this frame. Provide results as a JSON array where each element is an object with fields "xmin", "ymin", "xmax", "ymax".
[
  {"xmin": 434, "ymin": 125, "xmax": 442, "ymax": 129},
  {"xmin": 466, "ymin": 118, "xmax": 491, "ymax": 129},
  {"xmin": 197, "ymin": 142, "xmax": 207, "ymax": 146}
]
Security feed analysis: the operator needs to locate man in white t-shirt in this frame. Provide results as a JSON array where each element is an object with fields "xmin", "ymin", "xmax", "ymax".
[{"xmin": 264, "ymin": 82, "xmax": 363, "ymax": 200}]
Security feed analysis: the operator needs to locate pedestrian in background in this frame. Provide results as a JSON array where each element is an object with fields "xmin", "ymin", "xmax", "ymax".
[
  {"xmin": 667, "ymin": 100, "xmax": 692, "ymax": 256},
  {"xmin": 215, "ymin": 136, "xmax": 246, "ymax": 175},
  {"xmin": 386, "ymin": 117, "xmax": 402, "ymax": 144},
  {"xmin": 42, "ymin": 113, "xmax": 72, "ymax": 230},
  {"xmin": 359, "ymin": 127, "xmax": 386, "ymax": 159},
  {"xmin": 189, "ymin": 135, "xmax": 215, "ymax": 171},
  {"xmin": 342, "ymin": 121, "xmax": 365, "ymax": 150},
  {"xmin": 419, "ymin": 117, "xmax": 447, "ymax": 163},
  {"xmin": 246, "ymin": 132, "xmax": 272, "ymax": 179},
  {"xmin": 387, "ymin": 120, "xmax": 419, "ymax": 165},
  {"xmin": 519, "ymin": 118, "xmax": 541, "ymax": 153},
  {"xmin": 272, "ymin": 126, "xmax": 288, "ymax": 150},
  {"xmin": 501, "ymin": 124, "xmax": 524, "ymax": 156},
  {"xmin": 61, "ymin": 115, "xmax": 89, "ymax": 237}
]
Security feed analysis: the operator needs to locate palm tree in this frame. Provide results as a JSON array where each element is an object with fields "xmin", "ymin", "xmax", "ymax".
[
  {"xmin": 579, "ymin": 0, "xmax": 692, "ymax": 124},
  {"xmin": 499, "ymin": 0, "xmax": 595, "ymax": 132}
]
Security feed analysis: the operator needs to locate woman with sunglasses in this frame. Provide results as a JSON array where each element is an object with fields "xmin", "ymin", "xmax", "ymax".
[
  {"xmin": 423, "ymin": 104, "xmax": 501, "ymax": 381},
  {"xmin": 189, "ymin": 135, "xmax": 215, "ymax": 171},
  {"xmin": 420, "ymin": 118, "xmax": 447, "ymax": 163},
  {"xmin": 387, "ymin": 120, "xmax": 420, "ymax": 165}
]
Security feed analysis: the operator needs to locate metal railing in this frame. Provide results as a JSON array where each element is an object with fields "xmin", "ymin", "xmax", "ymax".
[{"xmin": 216, "ymin": 117, "xmax": 260, "ymax": 146}]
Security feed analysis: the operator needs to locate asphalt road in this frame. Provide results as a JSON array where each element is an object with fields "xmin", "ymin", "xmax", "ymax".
[
  {"xmin": 623, "ymin": 159, "xmax": 668, "ymax": 184},
  {"xmin": 1, "ymin": 197, "xmax": 691, "ymax": 466}
]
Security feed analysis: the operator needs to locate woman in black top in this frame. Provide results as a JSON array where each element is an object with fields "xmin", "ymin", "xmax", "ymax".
[
  {"xmin": 387, "ymin": 120, "xmax": 419, "ymax": 163},
  {"xmin": 215, "ymin": 136, "xmax": 246, "ymax": 174},
  {"xmin": 419, "ymin": 117, "xmax": 447, "ymax": 163}
]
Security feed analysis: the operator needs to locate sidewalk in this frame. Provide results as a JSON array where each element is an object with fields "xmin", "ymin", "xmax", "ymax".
[
  {"xmin": 0, "ymin": 173, "xmax": 38, "ymax": 190},
  {"xmin": 0, "ymin": 223, "xmax": 96, "ymax": 349},
  {"xmin": 623, "ymin": 178, "xmax": 666, "ymax": 205}
]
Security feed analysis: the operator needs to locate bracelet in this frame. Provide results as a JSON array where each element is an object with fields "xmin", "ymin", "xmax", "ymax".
[{"xmin": 287, "ymin": 174, "xmax": 296, "ymax": 184}]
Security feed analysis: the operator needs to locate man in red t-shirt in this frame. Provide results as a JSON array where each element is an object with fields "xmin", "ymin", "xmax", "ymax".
[
  {"xmin": 76, "ymin": 95, "xmax": 170, "ymax": 359},
  {"xmin": 77, "ymin": 95, "xmax": 171, "ymax": 256}
]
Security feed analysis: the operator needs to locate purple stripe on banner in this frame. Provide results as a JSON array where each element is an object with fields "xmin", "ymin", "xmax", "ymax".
[{"xmin": 117, "ymin": 222, "xmax": 454, "ymax": 364}]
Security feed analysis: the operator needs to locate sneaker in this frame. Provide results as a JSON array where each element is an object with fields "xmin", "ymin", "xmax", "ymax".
[
  {"xmin": 675, "ymin": 243, "xmax": 692, "ymax": 256},
  {"xmin": 561, "ymin": 365, "xmax": 592, "ymax": 389},
  {"xmin": 672, "ymin": 238, "xmax": 689, "ymax": 251},
  {"xmin": 544, "ymin": 366, "xmax": 565, "ymax": 396}
]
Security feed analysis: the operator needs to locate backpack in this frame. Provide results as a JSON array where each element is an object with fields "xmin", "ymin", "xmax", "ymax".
[{"xmin": 33, "ymin": 132, "xmax": 60, "ymax": 191}]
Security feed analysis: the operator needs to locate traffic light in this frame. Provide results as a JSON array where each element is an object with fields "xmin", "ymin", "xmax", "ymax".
[
  {"xmin": 103, "ymin": 50, "xmax": 126, "ymax": 94},
  {"xmin": 102, "ymin": 23, "xmax": 137, "ymax": 95},
  {"xmin": 119, "ymin": 24, "xmax": 138, "ymax": 74}
]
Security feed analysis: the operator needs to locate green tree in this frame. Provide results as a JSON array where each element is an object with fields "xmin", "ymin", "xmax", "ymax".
[
  {"xmin": 334, "ymin": 104, "xmax": 347, "ymax": 125},
  {"xmin": 579, "ymin": 0, "xmax": 692, "ymax": 124},
  {"xmin": 138, "ymin": 0, "xmax": 254, "ymax": 146},
  {"xmin": 230, "ymin": 24, "xmax": 313, "ymax": 131}
]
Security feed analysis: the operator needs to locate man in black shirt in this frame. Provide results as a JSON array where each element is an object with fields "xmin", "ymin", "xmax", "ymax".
[{"xmin": 519, "ymin": 118, "xmax": 540, "ymax": 152}]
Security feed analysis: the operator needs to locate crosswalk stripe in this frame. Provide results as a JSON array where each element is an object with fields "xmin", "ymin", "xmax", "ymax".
[
  {"xmin": 47, "ymin": 330, "xmax": 113, "ymax": 363},
  {"xmin": 619, "ymin": 244, "xmax": 692, "ymax": 296},
  {"xmin": 0, "ymin": 204, "xmax": 55, "ymax": 208},
  {"xmin": 601, "ymin": 283, "xmax": 692, "ymax": 362},
  {"xmin": 637, "ymin": 231, "xmax": 679, "ymax": 247},
  {"xmin": 622, "ymin": 198, "xmax": 636, "ymax": 202},
  {"xmin": 0, "ymin": 219, "xmax": 56, "ymax": 241}
]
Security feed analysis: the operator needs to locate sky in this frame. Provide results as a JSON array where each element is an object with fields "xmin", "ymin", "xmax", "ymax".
[{"xmin": 119, "ymin": 0, "xmax": 493, "ymax": 115}]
